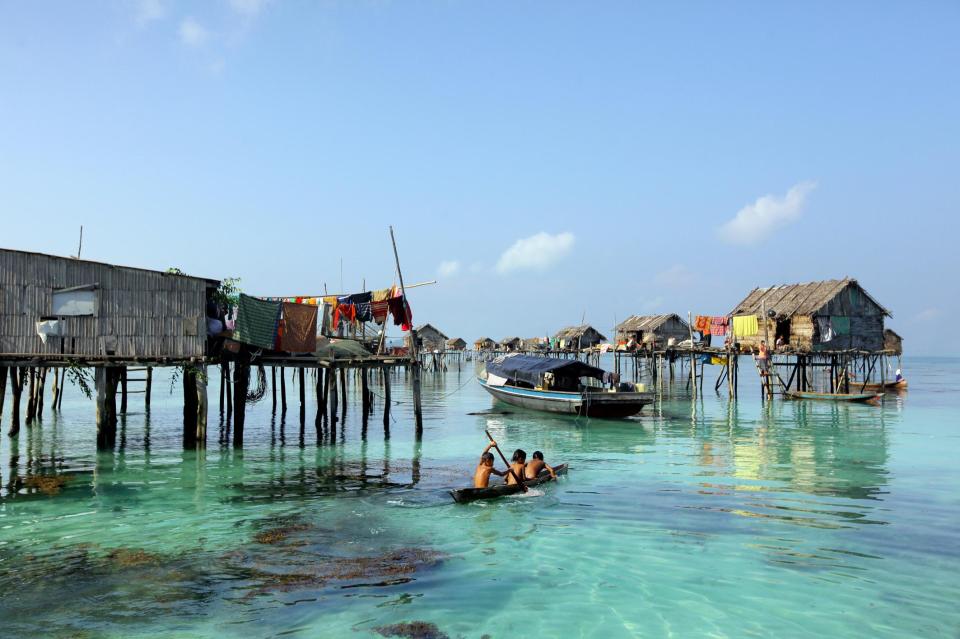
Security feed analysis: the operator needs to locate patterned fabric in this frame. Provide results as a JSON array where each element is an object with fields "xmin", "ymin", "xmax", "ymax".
[
  {"xmin": 280, "ymin": 302, "xmax": 318, "ymax": 353},
  {"xmin": 234, "ymin": 294, "xmax": 282, "ymax": 349},
  {"xmin": 710, "ymin": 316, "xmax": 729, "ymax": 336},
  {"xmin": 355, "ymin": 301, "xmax": 373, "ymax": 322},
  {"xmin": 371, "ymin": 300, "xmax": 389, "ymax": 324},
  {"xmin": 694, "ymin": 315, "xmax": 711, "ymax": 333}
]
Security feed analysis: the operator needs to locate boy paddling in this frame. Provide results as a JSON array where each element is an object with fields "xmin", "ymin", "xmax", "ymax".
[
  {"xmin": 473, "ymin": 441, "xmax": 507, "ymax": 488},
  {"xmin": 525, "ymin": 450, "xmax": 557, "ymax": 481}
]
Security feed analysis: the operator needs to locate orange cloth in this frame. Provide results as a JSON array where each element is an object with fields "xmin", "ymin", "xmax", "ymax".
[{"xmin": 694, "ymin": 315, "xmax": 711, "ymax": 333}]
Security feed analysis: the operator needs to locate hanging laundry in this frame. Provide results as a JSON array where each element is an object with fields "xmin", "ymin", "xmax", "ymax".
[
  {"xmin": 372, "ymin": 288, "xmax": 391, "ymax": 302},
  {"xmin": 732, "ymin": 315, "xmax": 758, "ymax": 338},
  {"xmin": 817, "ymin": 316, "xmax": 834, "ymax": 342},
  {"xmin": 348, "ymin": 291, "xmax": 372, "ymax": 305},
  {"xmin": 710, "ymin": 316, "xmax": 728, "ymax": 336},
  {"xmin": 388, "ymin": 295, "xmax": 413, "ymax": 330},
  {"xmin": 280, "ymin": 302, "xmax": 318, "ymax": 353},
  {"xmin": 710, "ymin": 356, "xmax": 727, "ymax": 366},
  {"xmin": 355, "ymin": 301, "xmax": 373, "ymax": 322},
  {"xmin": 234, "ymin": 294, "xmax": 282, "ymax": 349},
  {"xmin": 694, "ymin": 316, "xmax": 711, "ymax": 333},
  {"xmin": 371, "ymin": 300, "xmax": 389, "ymax": 324},
  {"xmin": 333, "ymin": 303, "xmax": 356, "ymax": 328},
  {"xmin": 831, "ymin": 316, "xmax": 850, "ymax": 335}
]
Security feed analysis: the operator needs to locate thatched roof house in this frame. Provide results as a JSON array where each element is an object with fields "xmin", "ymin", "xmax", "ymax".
[
  {"xmin": 409, "ymin": 323, "xmax": 448, "ymax": 352},
  {"xmin": 474, "ymin": 337, "xmax": 496, "ymax": 351},
  {"xmin": 728, "ymin": 278, "xmax": 890, "ymax": 351},
  {"xmin": 883, "ymin": 329, "xmax": 903, "ymax": 356},
  {"xmin": 498, "ymin": 336, "xmax": 522, "ymax": 351},
  {"xmin": 553, "ymin": 325, "xmax": 606, "ymax": 350},
  {"xmin": 522, "ymin": 337, "xmax": 548, "ymax": 351},
  {"xmin": 445, "ymin": 337, "xmax": 467, "ymax": 351},
  {"xmin": 0, "ymin": 248, "xmax": 218, "ymax": 360},
  {"xmin": 616, "ymin": 314, "xmax": 690, "ymax": 347}
]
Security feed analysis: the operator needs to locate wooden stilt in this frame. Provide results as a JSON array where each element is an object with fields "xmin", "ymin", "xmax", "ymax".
[
  {"xmin": 196, "ymin": 366, "xmax": 208, "ymax": 448},
  {"xmin": 222, "ymin": 362, "xmax": 231, "ymax": 418},
  {"xmin": 383, "ymin": 366, "xmax": 391, "ymax": 438},
  {"xmin": 298, "ymin": 367, "xmax": 306, "ymax": 444},
  {"xmin": 182, "ymin": 367, "xmax": 198, "ymax": 449},
  {"xmin": 35, "ymin": 368, "xmax": 47, "ymax": 420},
  {"xmin": 339, "ymin": 367, "xmax": 347, "ymax": 417},
  {"xmin": 315, "ymin": 368, "xmax": 324, "ymax": 443},
  {"xmin": 9, "ymin": 368, "xmax": 22, "ymax": 436},
  {"xmin": 271, "ymin": 366, "xmax": 277, "ymax": 413},
  {"xmin": 233, "ymin": 363, "xmax": 249, "ymax": 447},
  {"xmin": 95, "ymin": 367, "xmax": 119, "ymax": 449},
  {"xmin": 280, "ymin": 366, "xmax": 287, "ymax": 415},
  {"xmin": 0, "ymin": 366, "xmax": 7, "ymax": 432},
  {"xmin": 56, "ymin": 368, "xmax": 66, "ymax": 410},
  {"xmin": 145, "ymin": 366, "xmax": 152, "ymax": 410},
  {"xmin": 219, "ymin": 364, "xmax": 226, "ymax": 413},
  {"xmin": 120, "ymin": 367, "xmax": 128, "ymax": 414},
  {"xmin": 26, "ymin": 367, "xmax": 37, "ymax": 423},
  {"xmin": 49, "ymin": 366, "xmax": 58, "ymax": 409}
]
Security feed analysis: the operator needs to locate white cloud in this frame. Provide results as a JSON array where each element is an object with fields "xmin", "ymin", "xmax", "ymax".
[
  {"xmin": 135, "ymin": 0, "xmax": 165, "ymax": 25},
  {"xmin": 179, "ymin": 17, "xmax": 209, "ymax": 47},
  {"xmin": 229, "ymin": 0, "xmax": 270, "ymax": 16},
  {"xmin": 718, "ymin": 181, "xmax": 817, "ymax": 245},
  {"xmin": 496, "ymin": 231, "xmax": 575, "ymax": 274},
  {"xmin": 438, "ymin": 260, "xmax": 461, "ymax": 278},
  {"xmin": 914, "ymin": 308, "xmax": 940, "ymax": 322},
  {"xmin": 655, "ymin": 264, "xmax": 694, "ymax": 288}
]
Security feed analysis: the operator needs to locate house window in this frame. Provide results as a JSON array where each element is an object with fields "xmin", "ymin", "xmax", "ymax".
[{"xmin": 52, "ymin": 285, "xmax": 97, "ymax": 316}]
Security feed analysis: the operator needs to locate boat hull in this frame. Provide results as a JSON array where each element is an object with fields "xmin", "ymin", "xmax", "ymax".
[
  {"xmin": 859, "ymin": 380, "xmax": 908, "ymax": 392},
  {"xmin": 784, "ymin": 390, "xmax": 883, "ymax": 404},
  {"xmin": 478, "ymin": 379, "xmax": 651, "ymax": 418},
  {"xmin": 450, "ymin": 464, "xmax": 568, "ymax": 504}
]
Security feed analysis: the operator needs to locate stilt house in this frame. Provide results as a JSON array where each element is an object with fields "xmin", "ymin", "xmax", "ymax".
[
  {"xmin": 410, "ymin": 324, "xmax": 448, "ymax": 352},
  {"xmin": 553, "ymin": 325, "xmax": 606, "ymax": 350},
  {"xmin": 728, "ymin": 278, "xmax": 890, "ymax": 352},
  {"xmin": 445, "ymin": 337, "xmax": 467, "ymax": 351},
  {"xmin": 615, "ymin": 314, "xmax": 690, "ymax": 348},
  {"xmin": 474, "ymin": 337, "xmax": 496, "ymax": 351},
  {"xmin": 0, "ymin": 248, "xmax": 218, "ymax": 360},
  {"xmin": 498, "ymin": 337, "xmax": 522, "ymax": 352}
]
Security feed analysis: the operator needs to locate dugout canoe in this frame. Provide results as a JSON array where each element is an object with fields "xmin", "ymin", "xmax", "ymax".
[{"xmin": 450, "ymin": 464, "xmax": 568, "ymax": 504}]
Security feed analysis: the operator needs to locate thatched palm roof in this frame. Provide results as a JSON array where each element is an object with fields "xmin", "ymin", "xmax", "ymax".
[
  {"xmin": 616, "ymin": 314, "xmax": 688, "ymax": 332},
  {"xmin": 553, "ymin": 325, "xmax": 607, "ymax": 341},
  {"xmin": 414, "ymin": 324, "xmax": 449, "ymax": 340},
  {"xmin": 729, "ymin": 278, "xmax": 891, "ymax": 319}
]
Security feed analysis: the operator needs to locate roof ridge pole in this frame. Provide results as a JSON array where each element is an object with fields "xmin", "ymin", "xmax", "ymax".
[{"xmin": 389, "ymin": 226, "xmax": 422, "ymax": 438}]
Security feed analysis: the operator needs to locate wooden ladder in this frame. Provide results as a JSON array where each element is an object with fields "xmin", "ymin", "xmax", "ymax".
[
  {"xmin": 755, "ymin": 357, "xmax": 787, "ymax": 398},
  {"xmin": 120, "ymin": 366, "xmax": 153, "ymax": 411}
]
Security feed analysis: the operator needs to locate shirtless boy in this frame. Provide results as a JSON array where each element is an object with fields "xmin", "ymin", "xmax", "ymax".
[
  {"xmin": 473, "ymin": 441, "xmax": 507, "ymax": 488},
  {"xmin": 504, "ymin": 449, "xmax": 527, "ymax": 486},
  {"xmin": 524, "ymin": 450, "xmax": 557, "ymax": 480}
]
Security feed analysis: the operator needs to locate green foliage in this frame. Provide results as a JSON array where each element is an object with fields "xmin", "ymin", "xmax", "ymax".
[
  {"xmin": 64, "ymin": 360, "xmax": 94, "ymax": 399},
  {"xmin": 166, "ymin": 267, "xmax": 186, "ymax": 275},
  {"xmin": 169, "ymin": 363, "xmax": 208, "ymax": 395},
  {"xmin": 214, "ymin": 277, "xmax": 242, "ymax": 308}
]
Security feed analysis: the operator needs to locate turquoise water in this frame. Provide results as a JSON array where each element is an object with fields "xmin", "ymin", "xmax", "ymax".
[{"xmin": 1, "ymin": 357, "xmax": 958, "ymax": 638}]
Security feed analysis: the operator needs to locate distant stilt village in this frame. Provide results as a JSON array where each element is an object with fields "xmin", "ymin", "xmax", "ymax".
[{"xmin": 0, "ymin": 244, "xmax": 904, "ymax": 450}]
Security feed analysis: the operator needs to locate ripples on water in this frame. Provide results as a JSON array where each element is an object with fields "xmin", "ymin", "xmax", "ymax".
[{"xmin": 0, "ymin": 358, "xmax": 958, "ymax": 638}]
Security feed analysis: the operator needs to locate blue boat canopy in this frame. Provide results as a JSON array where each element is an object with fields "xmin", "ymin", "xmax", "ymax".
[{"xmin": 486, "ymin": 355, "xmax": 605, "ymax": 387}]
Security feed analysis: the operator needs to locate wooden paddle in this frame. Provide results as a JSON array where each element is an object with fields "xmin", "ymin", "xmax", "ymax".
[{"xmin": 485, "ymin": 430, "xmax": 527, "ymax": 492}]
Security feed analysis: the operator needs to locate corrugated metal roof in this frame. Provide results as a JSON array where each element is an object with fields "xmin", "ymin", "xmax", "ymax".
[
  {"xmin": 728, "ymin": 278, "xmax": 891, "ymax": 318},
  {"xmin": 0, "ymin": 247, "xmax": 220, "ymax": 284}
]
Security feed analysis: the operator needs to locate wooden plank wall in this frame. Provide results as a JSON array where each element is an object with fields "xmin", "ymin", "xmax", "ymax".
[{"xmin": 0, "ymin": 250, "xmax": 208, "ymax": 358}]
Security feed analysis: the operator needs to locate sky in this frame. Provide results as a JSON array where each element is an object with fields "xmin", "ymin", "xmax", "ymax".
[{"xmin": 1, "ymin": 1, "xmax": 958, "ymax": 355}]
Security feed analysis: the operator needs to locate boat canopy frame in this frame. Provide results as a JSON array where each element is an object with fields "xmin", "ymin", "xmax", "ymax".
[{"xmin": 486, "ymin": 354, "xmax": 605, "ymax": 388}]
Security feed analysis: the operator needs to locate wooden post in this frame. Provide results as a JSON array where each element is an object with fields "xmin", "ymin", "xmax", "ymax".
[
  {"xmin": 196, "ymin": 366, "xmax": 208, "ymax": 448},
  {"xmin": 382, "ymin": 365, "xmax": 391, "ymax": 438},
  {"xmin": 0, "ymin": 366, "xmax": 6, "ymax": 432},
  {"xmin": 389, "ymin": 225, "xmax": 423, "ymax": 437},
  {"xmin": 145, "ymin": 367, "xmax": 152, "ymax": 410},
  {"xmin": 233, "ymin": 363, "xmax": 249, "ymax": 447},
  {"xmin": 57, "ymin": 368, "xmax": 66, "ymax": 409},
  {"xmin": 313, "ymin": 368, "xmax": 326, "ymax": 444},
  {"xmin": 271, "ymin": 366, "xmax": 277, "ymax": 413},
  {"xmin": 222, "ymin": 362, "xmax": 231, "ymax": 417},
  {"xmin": 36, "ymin": 368, "xmax": 47, "ymax": 420},
  {"xmin": 26, "ymin": 367, "xmax": 37, "ymax": 423},
  {"xmin": 219, "ymin": 364, "xmax": 226, "ymax": 413},
  {"xmin": 49, "ymin": 366, "xmax": 58, "ymax": 409},
  {"xmin": 95, "ymin": 367, "xmax": 118, "ymax": 449},
  {"xmin": 120, "ymin": 367, "xmax": 128, "ymax": 414},
  {"xmin": 340, "ymin": 367, "xmax": 347, "ymax": 417},
  {"xmin": 9, "ymin": 368, "xmax": 22, "ymax": 436},
  {"xmin": 361, "ymin": 368, "xmax": 370, "ymax": 415},
  {"xmin": 182, "ymin": 367, "xmax": 198, "ymax": 449},
  {"xmin": 298, "ymin": 367, "xmax": 306, "ymax": 444},
  {"xmin": 280, "ymin": 366, "xmax": 287, "ymax": 415}
]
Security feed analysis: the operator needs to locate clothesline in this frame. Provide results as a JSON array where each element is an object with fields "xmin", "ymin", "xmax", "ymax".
[{"xmin": 266, "ymin": 279, "xmax": 436, "ymax": 300}]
